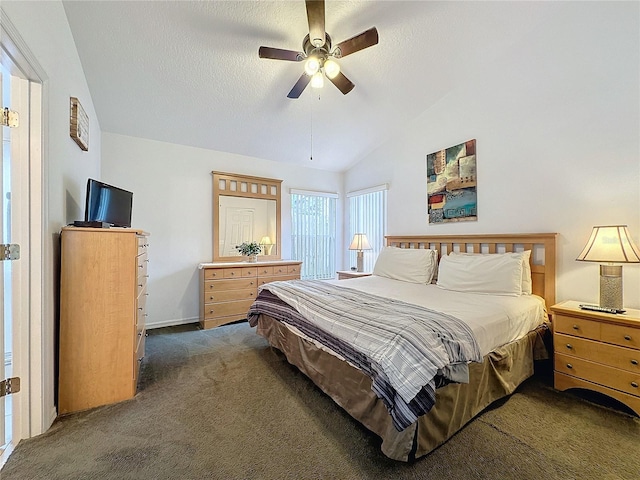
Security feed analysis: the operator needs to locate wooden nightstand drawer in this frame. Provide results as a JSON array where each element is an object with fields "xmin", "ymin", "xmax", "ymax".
[
  {"xmin": 555, "ymin": 333, "xmax": 640, "ymax": 373},
  {"xmin": 555, "ymin": 353, "xmax": 640, "ymax": 397},
  {"xmin": 601, "ymin": 323, "xmax": 640, "ymax": 350},
  {"xmin": 554, "ymin": 314, "xmax": 600, "ymax": 340},
  {"xmin": 287, "ymin": 264, "xmax": 300, "ymax": 275}
]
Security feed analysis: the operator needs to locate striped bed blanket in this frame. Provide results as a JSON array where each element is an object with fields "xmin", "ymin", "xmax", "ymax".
[{"xmin": 247, "ymin": 280, "xmax": 482, "ymax": 431}]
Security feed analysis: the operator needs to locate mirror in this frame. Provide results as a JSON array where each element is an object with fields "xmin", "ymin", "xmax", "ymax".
[{"xmin": 212, "ymin": 172, "xmax": 282, "ymax": 262}]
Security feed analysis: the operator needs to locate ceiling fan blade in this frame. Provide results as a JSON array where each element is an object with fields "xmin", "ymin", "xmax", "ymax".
[
  {"xmin": 305, "ymin": 0, "xmax": 326, "ymax": 47},
  {"xmin": 328, "ymin": 71, "xmax": 355, "ymax": 95},
  {"xmin": 333, "ymin": 27, "xmax": 379, "ymax": 58},
  {"xmin": 259, "ymin": 46, "xmax": 304, "ymax": 61},
  {"xmin": 287, "ymin": 74, "xmax": 312, "ymax": 99}
]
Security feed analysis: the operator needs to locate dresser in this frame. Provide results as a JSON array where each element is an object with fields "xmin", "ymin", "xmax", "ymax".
[
  {"xmin": 198, "ymin": 260, "xmax": 301, "ymax": 329},
  {"xmin": 58, "ymin": 227, "xmax": 149, "ymax": 414},
  {"xmin": 551, "ymin": 300, "xmax": 640, "ymax": 415}
]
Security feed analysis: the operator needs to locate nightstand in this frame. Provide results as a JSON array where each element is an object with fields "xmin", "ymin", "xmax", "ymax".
[
  {"xmin": 336, "ymin": 270, "xmax": 372, "ymax": 280},
  {"xmin": 551, "ymin": 300, "xmax": 640, "ymax": 415}
]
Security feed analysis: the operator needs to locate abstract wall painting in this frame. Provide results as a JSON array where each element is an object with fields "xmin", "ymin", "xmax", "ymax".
[{"xmin": 426, "ymin": 139, "xmax": 477, "ymax": 224}]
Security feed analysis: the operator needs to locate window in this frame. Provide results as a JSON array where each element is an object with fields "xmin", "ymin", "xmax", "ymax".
[
  {"xmin": 348, "ymin": 185, "xmax": 388, "ymax": 273},
  {"xmin": 290, "ymin": 190, "xmax": 338, "ymax": 280}
]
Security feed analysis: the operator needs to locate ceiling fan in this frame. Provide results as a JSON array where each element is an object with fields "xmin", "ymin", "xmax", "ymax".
[{"xmin": 258, "ymin": 0, "xmax": 379, "ymax": 98}]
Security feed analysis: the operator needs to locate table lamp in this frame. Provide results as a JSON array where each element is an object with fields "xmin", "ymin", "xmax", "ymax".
[
  {"xmin": 260, "ymin": 236, "xmax": 273, "ymax": 256},
  {"xmin": 576, "ymin": 225, "xmax": 640, "ymax": 309},
  {"xmin": 349, "ymin": 233, "xmax": 372, "ymax": 272}
]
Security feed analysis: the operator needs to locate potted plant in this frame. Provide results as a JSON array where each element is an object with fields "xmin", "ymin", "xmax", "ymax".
[{"xmin": 235, "ymin": 241, "xmax": 262, "ymax": 262}]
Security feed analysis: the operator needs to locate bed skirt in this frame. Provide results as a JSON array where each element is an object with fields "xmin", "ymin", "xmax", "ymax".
[{"xmin": 254, "ymin": 314, "xmax": 549, "ymax": 462}]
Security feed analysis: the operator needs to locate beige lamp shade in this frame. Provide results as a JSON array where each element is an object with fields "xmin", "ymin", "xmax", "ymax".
[
  {"xmin": 260, "ymin": 236, "xmax": 273, "ymax": 255},
  {"xmin": 349, "ymin": 233, "xmax": 372, "ymax": 251},
  {"xmin": 576, "ymin": 225, "xmax": 640, "ymax": 263},
  {"xmin": 576, "ymin": 225, "xmax": 640, "ymax": 310}
]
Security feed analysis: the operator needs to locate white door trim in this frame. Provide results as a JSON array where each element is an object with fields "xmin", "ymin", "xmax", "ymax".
[{"xmin": 1, "ymin": 7, "xmax": 49, "ymax": 462}]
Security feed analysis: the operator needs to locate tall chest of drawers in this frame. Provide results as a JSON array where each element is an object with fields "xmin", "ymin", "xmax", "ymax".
[
  {"xmin": 551, "ymin": 300, "xmax": 640, "ymax": 415},
  {"xmin": 59, "ymin": 227, "xmax": 149, "ymax": 414},
  {"xmin": 198, "ymin": 260, "xmax": 302, "ymax": 329}
]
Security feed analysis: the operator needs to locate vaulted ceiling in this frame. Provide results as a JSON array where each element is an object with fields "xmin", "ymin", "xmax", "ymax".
[{"xmin": 63, "ymin": 1, "xmax": 548, "ymax": 172}]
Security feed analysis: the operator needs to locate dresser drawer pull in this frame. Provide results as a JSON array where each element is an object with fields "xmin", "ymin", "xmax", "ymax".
[
  {"xmin": 249, "ymin": 292, "xmax": 254, "ymax": 296},
  {"xmin": 230, "ymin": 272, "xmax": 235, "ymax": 276},
  {"xmin": 250, "ymin": 281, "xmax": 254, "ymax": 285},
  {"xmin": 138, "ymin": 283, "xmax": 143, "ymax": 287},
  {"xmin": 572, "ymin": 325, "xmax": 579, "ymax": 331},
  {"xmin": 624, "ymin": 335, "xmax": 632, "ymax": 341},
  {"xmin": 631, "ymin": 359, "xmax": 639, "ymax": 366},
  {"xmin": 632, "ymin": 382, "xmax": 639, "ymax": 389},
  {"xmin": 209, "ymin": 296, "xmax": 215, "ymax": 300},
  {"xmin": 566, "ymin": 363, "xmax": 573, "ymax": 369},
  {"xmin": 565, "ymin": 344, "xmax": 573, "ymax": 350}
]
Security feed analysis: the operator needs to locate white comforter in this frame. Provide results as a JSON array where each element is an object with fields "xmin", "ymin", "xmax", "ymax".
[{"xmin": 323, "ymin": 275, "xmax": 547, "ymax": 357}]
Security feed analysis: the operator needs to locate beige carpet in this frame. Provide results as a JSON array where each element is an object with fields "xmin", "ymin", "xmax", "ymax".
[{"xmin": 2, "ymin": 322, "xmax": 638, "ymax": 480}]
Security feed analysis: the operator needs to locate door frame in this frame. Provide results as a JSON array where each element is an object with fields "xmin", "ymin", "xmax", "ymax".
[{"xmin": 1, "ymin": 9, "xmax": 48, "ymax": 465}]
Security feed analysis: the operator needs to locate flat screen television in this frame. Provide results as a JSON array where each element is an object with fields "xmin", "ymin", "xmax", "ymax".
[{"xmin": 84, "ymin": 178, "xmax": 133, "ymax": 228}]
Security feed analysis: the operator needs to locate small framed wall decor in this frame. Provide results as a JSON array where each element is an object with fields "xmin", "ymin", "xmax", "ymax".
[{"xmin": 70, "ymin": 97, "xmax": 89, "ymax": 151}]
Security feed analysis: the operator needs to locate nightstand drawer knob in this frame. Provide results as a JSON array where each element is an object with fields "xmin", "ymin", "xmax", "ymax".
[
  {"xmin": 566, "ymin": 344, "xmax": 573, "ymax": 350},
  {"xmin": 572, "ymin": 325, "xmax": 579, "ymax": 331},
  {"xmin": 632, "ymin": 382, "xmax": 638, "ymax": 389},
  {"xmin": 624, "ymin": 335, "xmax": 632, "ymax": 341},
  {"xmin": 566, "ymin": 363, "xmax": 573, "ymax": 369},
  {"xmin": 631, "ymin": 359, "xmax": 639, "ymax": 366}
]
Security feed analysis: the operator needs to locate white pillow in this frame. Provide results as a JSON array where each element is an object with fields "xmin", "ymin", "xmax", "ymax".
[
  {"xmin": 373, "ymin": 247, "xmax": 438, "ymax": 284},
  {"xmin": 450, "ymin": 250, "xmax": 532, "ymax": 294},
  {"xmin": 437, "ymin": 253, "xmax": 524, "ymax": 296}
]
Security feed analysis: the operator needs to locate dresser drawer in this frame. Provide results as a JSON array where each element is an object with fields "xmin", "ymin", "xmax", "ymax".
[
  {"xmin": 137, "ymin": 236, "xmax": 148, "ymax": 255},
  {"xmin": 204, "ymin": 288, "xmax": 256, "ymax": 304},
  {"xmin": 204, "ymin": 278, "xmax": 257, "ymax": 292},
  {"xmin": 287, "ymin": 264, "xmax": 301, "ymax": 275},
  {"xmin": 203, "ymin": 299, "xmax": 254, "ymax": 320},
  {"xmin": 258, "ymin": 274, "xmax": 299, "ymax": 286},
  {"xmin": 203, "ymin": 268, "xmax": 224, "ymax": 280},
  {"xmin": 601, "ymin": 323, "xmax": 640, "ymax": 350},
  {"xmin": 555, "ymin": 333, "xmax": 640, "ymax": 374},
  {"xmin": 554, "ymin": 314, "xmax": 600, "ymax": 340},
  {"xmin": 273, "ymin": 265, "xmax": 289, "ymax": 275},
  {"xmin": 137, "ymin": 252, "xmax": 148, "ymax": 278},
  {"xmin": 223, "ymin": 267, "xmax": 257, "ymax": 279},
  {"xmin": 555, "ymin": 353, "xmax": 640, "ymax": 397},
  {"xmin": 257, "ymin": 266, "xmax": 274, "ymax": 276}
]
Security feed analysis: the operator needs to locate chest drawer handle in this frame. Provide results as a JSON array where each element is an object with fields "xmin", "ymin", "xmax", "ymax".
[
  {"xmin": 566, "ymin": 363, "xmax": 573, "ymax": 369},
  {"xmin": 572, "ymin": 325, "xmax": 580, "ymax": 330},
  {"xmin": 565, "ymin": 344, "xmax": 573, "ymax": 350},
  {"xmin": 631, "ymin": 359, "xmax": 639, "ymax": 366},
  {"xmin": 624, "ymin": 335, "xmax": 632, "ymax": 341},
  {"xmin": 632, "ymin": 382, "xmax": 638, "ymax": 389}
]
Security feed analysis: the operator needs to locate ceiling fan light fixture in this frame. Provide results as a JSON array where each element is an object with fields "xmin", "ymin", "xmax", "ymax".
[
  {"xmin": 304, "ymin": 56, "xmax": 321, "ymax": 76},
  {"xmin": 310, "ymin": 71, "xmax": 324, "ymax": 89},
  {"xmin": 323, "ymin": 58, "xmax": 340, "ymax": 79}
]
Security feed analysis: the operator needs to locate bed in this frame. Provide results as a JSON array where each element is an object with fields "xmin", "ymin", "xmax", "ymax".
[{"xmin": 247, "ymin": 233, "xmax": 557, "ymax": 461}]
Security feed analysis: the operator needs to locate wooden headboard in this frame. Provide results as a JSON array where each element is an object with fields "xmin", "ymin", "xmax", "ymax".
[{"xmin": 386, "ymin": 233, "xmax": 557, "ymax": 308}]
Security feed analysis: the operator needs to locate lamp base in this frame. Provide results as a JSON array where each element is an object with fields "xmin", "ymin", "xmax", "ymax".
[
  {"xmin": 600, "ymin": 264, "xmax": 622, "ymax": 310},
  {"xmin": 356, "ymin": 251, "xmax": 364, "ymax": 273}
]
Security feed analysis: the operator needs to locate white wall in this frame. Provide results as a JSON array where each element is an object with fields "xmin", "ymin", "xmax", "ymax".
[
  {"xmin": 344, "ymin": 2, "xmax": 640, "ymax": 309},
  {"xmin": 3, "ymin": 0, "xmax": 101, "ymax": 434},
  {"xmin": 101, "ymin": 133, "xmax": 343, "ymax": 328}
]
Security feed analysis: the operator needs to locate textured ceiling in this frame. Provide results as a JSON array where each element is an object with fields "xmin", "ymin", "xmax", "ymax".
[{"xmin": 63, "ymin": 1, "xmax": 547, "ymax": 172}]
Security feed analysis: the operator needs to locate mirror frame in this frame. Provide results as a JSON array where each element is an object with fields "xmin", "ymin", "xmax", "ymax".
[{"xmin": 212, "ymin": 171, "xmax": 282, "ymax": 262}]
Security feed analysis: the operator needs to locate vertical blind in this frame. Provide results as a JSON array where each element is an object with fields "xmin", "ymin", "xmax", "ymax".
[
  {"xmin": 290, "ymin": 191, "xmax": 337, "ymax": 280},
  {"xmin": 348, "ymin": 185, "xmax": 388, "ymax": 273}
]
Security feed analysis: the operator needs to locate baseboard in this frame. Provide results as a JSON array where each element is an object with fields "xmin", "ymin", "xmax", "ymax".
[{"xmin": 146, "ymin": 316, "xmax": 199, "ymax": 330}]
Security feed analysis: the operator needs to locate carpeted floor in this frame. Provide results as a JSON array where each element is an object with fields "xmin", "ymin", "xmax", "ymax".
[{"xmin": 2, "ymin": 322, "xmax": 638, "ymax": 480}]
